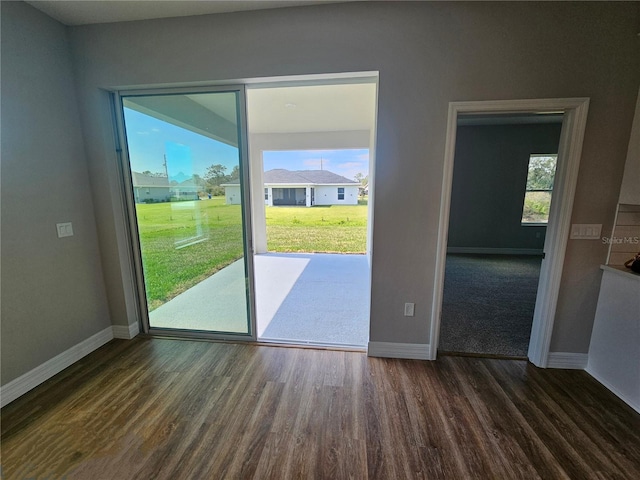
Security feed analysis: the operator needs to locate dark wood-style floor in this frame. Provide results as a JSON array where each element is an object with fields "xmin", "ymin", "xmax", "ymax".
[{"xmin": 2, "ymin": 338, "xmax": 640, "ymax": 479}]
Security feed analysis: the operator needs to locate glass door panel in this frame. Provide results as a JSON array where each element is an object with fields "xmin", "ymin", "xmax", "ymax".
[{"xmin": 121, "ymin": 91, "xmax": 251, "ymax": 335}]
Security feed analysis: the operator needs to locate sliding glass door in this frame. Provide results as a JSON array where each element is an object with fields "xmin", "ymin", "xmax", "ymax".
[{"xmin": 119, "ymin": 88, "xmax": 254, "ymax": 336}]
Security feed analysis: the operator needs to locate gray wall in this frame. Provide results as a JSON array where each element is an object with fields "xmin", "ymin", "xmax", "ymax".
[
  {"xmin": 7, "ymin": 1, "xmax": 634, "ymax": 359},
  {"xmin": 68, "ymin": 1, "xmax": 639, "ymax": 354},
  {"xmin": 1, "ymin": 2, "xmax": 110, "ymax": 384},
  {"xmin": 448, "ymin": 123, "xmax": 563, "ymax": 250}
]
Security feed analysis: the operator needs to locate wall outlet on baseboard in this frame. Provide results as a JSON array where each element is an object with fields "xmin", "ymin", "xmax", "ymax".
[{"xmin": 404, "ymin": 302, "xmax": 415, "ymax": 317}]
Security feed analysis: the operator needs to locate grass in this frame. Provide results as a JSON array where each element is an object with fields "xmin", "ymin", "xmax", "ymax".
[
  {"xmin": 522, "ymin": 191, "xmax": 552, "ymax": 223},
  {"xmin": 136, "ymin": 197, "xmax": 368, "ymax": 309},
  {"xmin": 265, "ymin": 201, "xmax": 367, "ymax": 253},
  {"xmin": 136, "ymin": 197, "xmax": 244, "ymax": 310}
]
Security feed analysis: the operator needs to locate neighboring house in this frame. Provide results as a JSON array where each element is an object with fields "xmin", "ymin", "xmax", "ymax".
[
  {"xmin": 222, "ymin": 169, "xmax": 359, "ymax": 206},
  {"xmin": 131, "ymin": 172, "xmax": 200, "ymax": 202},
  {"xmin": 131, "ymin": 172, "xmax": 170, "ymax": 203},
  {"xmin": 171, "ymin": 178, "xmax": 199, "ymax": 201}
]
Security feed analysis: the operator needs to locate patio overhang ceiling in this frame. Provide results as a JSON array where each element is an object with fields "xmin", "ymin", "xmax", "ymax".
[
  {"xmin": 247, "ymin": 82, "xmax": 377, "ymax": 151},
  {"xmin": 124, "ymin": 94, "xmax": 240, "ymax": 147},
  {"xmin": 123, "ymin": 81, "xmax": 377, "ymax": 151}
]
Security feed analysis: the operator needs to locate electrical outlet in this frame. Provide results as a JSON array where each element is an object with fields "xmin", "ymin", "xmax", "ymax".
[
  {"xmin": 56, "ymin": 222, "xmax": 73, "ymax": 238},
  {"xmin": 404, "ymin": 302, "xmax": 415, "ymax": 317}
]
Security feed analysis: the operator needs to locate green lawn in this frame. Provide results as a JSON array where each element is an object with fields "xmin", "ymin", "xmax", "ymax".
[
  {"xmin": 136, "ymin": 197, "xmax": 368, "ymax": 309},
  {"xmin": 266, "ymin": 202, "xmax": 367, "ymax": 253}
]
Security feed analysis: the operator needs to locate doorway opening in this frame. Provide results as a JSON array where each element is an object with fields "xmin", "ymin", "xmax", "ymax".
[
  {"xmin": 246, "ymin": 81, "xmax": 377, "ymax": 348},
  {"xmin": 439, "ymin": 114, "xmax": 563, "ymax": 357},
  {"xmin": 431, "ymin": 98, "xmax": 590, "ymax": 366}
]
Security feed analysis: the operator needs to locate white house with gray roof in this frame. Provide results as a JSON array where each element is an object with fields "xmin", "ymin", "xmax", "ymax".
[
  {"xmin": 131, "ymin": 172, "xmax": 200, "ymax": 203},
  {"xmin": 131, "ymin": 172, "xmax": 171, "ymax": 203},
  {"xmin": 222, "ymin": 169, "xmax": 359, "ymax": 207}
]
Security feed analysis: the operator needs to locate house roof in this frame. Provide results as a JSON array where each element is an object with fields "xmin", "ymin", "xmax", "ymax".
[
  {"xmin": 266, "ymin": 169, "xmax": 357, "ymax": 185},
  {"xmin": 131, "ymin": 172, "xmax": 169, "ymax": 187},
  {"xmin": 223, "ymin": 169, "xmax": 357, "ymax": 186}
]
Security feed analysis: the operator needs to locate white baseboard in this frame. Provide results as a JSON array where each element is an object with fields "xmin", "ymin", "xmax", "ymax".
[
  {"xmin": 112, "ymin": 322, "xmax": 140, "ymax": 339},
  {"xmin": 368, "ymin": 342, "xmax": 431, "ymax": 360},
  {"xmin": 0, "ymin": 324, "xmax": 140, "ymax": 408},
  {"xmin": 546, "ymin": 352, "xmax": 588, "ymax": 369},
  {"xmin": 0, "ymin": 326, "xmax": 114, "ymax": 408},
  {"xmin": 447, "ymin": 247, "xmax": 543, "ymax": 256},
  {"xmin": 585, "ymin": 368, "xmax": 640, "ymax": 415}
]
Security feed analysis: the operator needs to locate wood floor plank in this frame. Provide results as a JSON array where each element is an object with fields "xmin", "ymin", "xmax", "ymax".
[{"xmin": 2, "ymin": 337, "xmax": 640, "ymax": 479}]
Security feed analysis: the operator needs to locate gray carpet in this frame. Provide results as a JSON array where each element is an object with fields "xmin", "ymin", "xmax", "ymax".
[{"xmin": 439, "ymin": 254, "xmax": 542, "ymax": 357}]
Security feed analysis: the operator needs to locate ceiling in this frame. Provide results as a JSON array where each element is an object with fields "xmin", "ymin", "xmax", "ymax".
[
  {"xmin": 247, "ymin": 83, "xmax": 377, "ymax": 134},
  {"xmin": 25, "ymin": 0, "xmax": 355, "ymax": 26}
]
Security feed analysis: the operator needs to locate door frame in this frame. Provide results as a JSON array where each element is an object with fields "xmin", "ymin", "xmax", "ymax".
[
  {"xmin": 113, "ymin": 84, "xmax": 258, "ymax": 341},
  {"xmin": 429, "ymin": 98, "xmax": 590, "ymax": 366}
]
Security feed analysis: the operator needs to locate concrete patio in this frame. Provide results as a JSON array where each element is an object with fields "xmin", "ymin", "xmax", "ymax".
[{"xmin": 149, "ymin": 253, "xmax": 370, "ymax": 347}]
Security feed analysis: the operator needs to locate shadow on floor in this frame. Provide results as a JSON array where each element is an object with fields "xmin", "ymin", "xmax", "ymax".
[
  {"xmin": 148, "ymin": 253, "xmax": 371, "ymax": 347},
  {"xmin": 256, "ymin": 253, "xmax": 370, "ymax": 347}
]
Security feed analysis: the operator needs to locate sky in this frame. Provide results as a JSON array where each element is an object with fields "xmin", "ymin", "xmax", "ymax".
[
  {"xmin": 123, "ymin": 107, "xmax": 369, "ymax": 182},
  {"xmin": 122, "ymin": 107, "xmax": 240, "ymax": 180}
]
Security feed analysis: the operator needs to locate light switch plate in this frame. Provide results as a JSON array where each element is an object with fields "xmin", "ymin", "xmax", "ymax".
[
  {"xmin": 570, "ymin": 224, "xmax": 602, "ymax": 240},
  {"xmin": 404, "ymin": 302, "xmax": 415, "ymax": 317},
  {"xmin": 56, "ymin": 222, "xmax": 74, "ymax": 238}
]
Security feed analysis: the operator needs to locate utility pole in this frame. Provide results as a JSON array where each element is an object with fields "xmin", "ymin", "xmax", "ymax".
[{"xmin": 162, "ymin": 154, "xmax": 169, "ymax": 178}]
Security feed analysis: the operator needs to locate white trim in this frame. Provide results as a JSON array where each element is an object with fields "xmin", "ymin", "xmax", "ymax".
[
  {"xmin": 367, "ymin": 342, "xmax": 431, "ymax": 360},
  {"xmin": 446, "ymin": 247, "xmax": 543, "ymax": 256},
  {"xmin": 528, "ymin": 99, "xmax": 589, "ymax": 367},
  {"xmin": 586, "ymin": 367, "xmax": 640, "ymax": 415},
  {"xmin": 430, "ymin": 98, "xmax": 590, "ymax": 366},
  {"xmin": 0, "ymin": 327, "xmax": 114, "ymax": 408},
  {"xmin": 112, "ymin": 322, "xmax": 140, "ymax": 339},
  {"xmin": 546, "ymin": 352, "xmax": 588, "ymax": 369}
]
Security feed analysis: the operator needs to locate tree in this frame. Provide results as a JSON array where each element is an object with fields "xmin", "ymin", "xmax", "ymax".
[
  {"xmin": 526, "ymin": 156, "xmax": 557, "ymax": 190},
  {"xmin": 204, "ymin": 164, "xmax": 228, "ymax": 186},
  {"xmin": 142, "ymin": 170, "xmax": 167, "ymax": 177},
  {"xmin": 191, "ymin": 173, "xmax": 204, "ymax": 186},
  {"xmin": 228, "ymin": 165, "xmax": 240, "ymax": 181},
  {"xmin": 353, "ymin": 172, "xmax": 368, "ymax": 185}
]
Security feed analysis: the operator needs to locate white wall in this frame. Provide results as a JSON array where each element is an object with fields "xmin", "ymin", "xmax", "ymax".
[
  {"xmin": 619, "ymin": 87, "xmax": 640, "ymax": 206},
  {"xmin": 67, "ymin": 2, "xmax": 639, "ymax": 354},
  {"xmin": 314, "ymin": 186, "xmax": 359, "ymax": 206},
  {"xmin": 224, "ymin": 186, "xmax": 242, "ymax": 205},
  {"xmin": 1, "ymin": 2, "xmax": 111, "ymax": 385},
  {"xmin": 587, "ymin": 268, "xmax": 640, "ymax": 413}
]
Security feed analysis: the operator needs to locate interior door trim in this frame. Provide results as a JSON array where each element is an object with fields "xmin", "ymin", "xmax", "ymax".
[{"xmin": 431, "ymin": 97, "xmax": 590, "ymax": 366}]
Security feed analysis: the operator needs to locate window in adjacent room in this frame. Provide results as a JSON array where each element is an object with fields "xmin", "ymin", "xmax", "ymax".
[{"xmin": 521, "ymin": 154, "xmax": 557, "ymax": 224}]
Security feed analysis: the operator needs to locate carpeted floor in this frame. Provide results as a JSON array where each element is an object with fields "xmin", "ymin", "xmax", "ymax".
[{"xmin": 439, "ymin": 254, "xmax": 542, "ymax": 357}]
